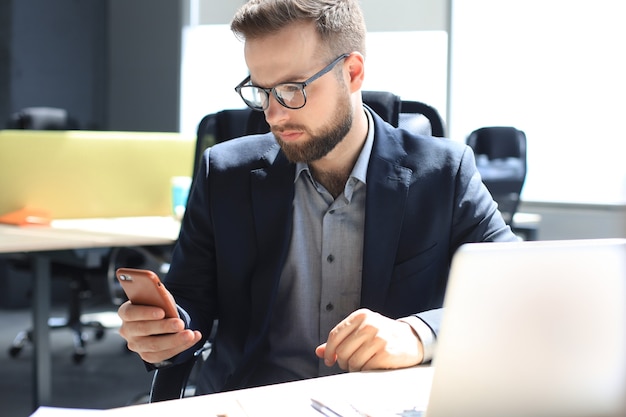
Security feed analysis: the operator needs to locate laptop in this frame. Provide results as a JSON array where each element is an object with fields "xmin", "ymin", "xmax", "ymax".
[{"xmin": 425, "ymin": 238, "xmax": 626, "ymax": 417}]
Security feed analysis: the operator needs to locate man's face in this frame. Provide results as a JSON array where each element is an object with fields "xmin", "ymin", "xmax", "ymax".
[
  {"xmin": 273, "ymin": 80, "xmax": 352, "ymax": 163},
  {"xmin": 243, "ymin": 22, "xmax": 353, "ymax": 163}
]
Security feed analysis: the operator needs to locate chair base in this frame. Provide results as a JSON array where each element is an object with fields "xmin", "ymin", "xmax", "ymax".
[
  {"xmin": 7, "ymin": 266, "xmax": 109, "ymax": 364},
  {"xmin": 8, "ymin": 316, "xmax": 107, "ymax": 364}
]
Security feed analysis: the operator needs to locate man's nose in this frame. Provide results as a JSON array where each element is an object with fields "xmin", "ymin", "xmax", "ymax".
[{"xmin": 263, "ymin": 94, "xmax": 289, "ymax": 126}]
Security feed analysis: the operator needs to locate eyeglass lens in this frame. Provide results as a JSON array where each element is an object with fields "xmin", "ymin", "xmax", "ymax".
[{"xmin": 239, "ymin": 83, "xmax": 305, "ymax": 111}]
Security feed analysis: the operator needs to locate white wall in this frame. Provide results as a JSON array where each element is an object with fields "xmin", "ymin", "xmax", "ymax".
[
  {"xmin": 192, "ymin": 0, "xmax": 448, "ymax": 30},
  {"xmin": 449, "ymin": 0, "xmax": 626, "ymax": 205}
]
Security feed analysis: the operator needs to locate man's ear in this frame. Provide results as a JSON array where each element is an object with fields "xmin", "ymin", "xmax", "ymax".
[{"xmin": 345, "ymin": 52, "xmax": 365, "ymax": 93}]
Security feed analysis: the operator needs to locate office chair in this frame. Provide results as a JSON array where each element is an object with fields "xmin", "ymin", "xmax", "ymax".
[
  {"xmin": 6, "ymin": 107, "xmax": 79, "ymax": 130},
  {"xmin": 225, "ymin": 91, "xmax": 447, "ymax": 142},
  {"xmin": 8, "ymin": 254, "xmax": 109, "ymax": 364},
  {"xmin": 361, "ymin": 90, "xmax": 446, "ymax": 137},
  {"xmin": 193, "ymin": 108, "xmax": 263, "ymax": 180},
  {"xmin": 466, "ymin": 126, "xmax": 527, "ymax": 225},
  {"xmin": 148, "ymin": 92, "xmax": 446, "ymax": 402},
  {"xmin": 399, "ymin": 100, "xmax": 445, "ymax": 137}
]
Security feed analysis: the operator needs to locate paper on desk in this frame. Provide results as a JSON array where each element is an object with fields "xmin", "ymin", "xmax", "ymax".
[
  {"xmin": 307, "ymin": 367, "xmax": 431, "ymax": 417},
  {"xmin": 310, "ymin": 392, "xmax": 426, "ymax": 417},
  {"xmin": 30, "ymin": 407, "xmax": 104, "ymax": 416},
  {"xmin": 235, "ymin": 367, "xmax": 432, "ymax": 417}
]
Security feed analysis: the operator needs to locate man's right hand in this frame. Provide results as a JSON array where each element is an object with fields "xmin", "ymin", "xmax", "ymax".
[{"xmin": 117, "ymin": 301, "xmax": 202, "ymax": 364}]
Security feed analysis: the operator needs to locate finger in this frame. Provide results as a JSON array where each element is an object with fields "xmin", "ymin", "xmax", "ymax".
[
  {"xmin": 352, "ymin": 321, "xmax": 423, "ymax": 371},
  {"xmin": 323, "ymin": 311, "xmax": 367, "ymax": 365},
  {"xmin": 323, "ymin": 329, "xmax": 348, "ymax": 366},
  {"xmin": 315, "ymin": 343, "xmax": 326, "ymax": 358},
  {"xmin": 118, "ymin": 301, "xmax": 167, "ymax": 321},
  {"xmin": 134, "ymin": 329, "xmax": 202, "ymax": 364},
  {"xmin": 335, "ymin": 340, "xmax": 377, "ymax": 372},
  {"xmin": 119, "ymin": 317, "xmax": 185, "ymax": 342},
  {"xmin": 347, "ymin": 339, "xmax": 384, "ymax": 371},
  {"xmin": 333, "ymin": 313, "xmax": 384, "ymax": 371},
  {"xmin": 315, "ymin": 343, "xmax": 338, "ymax": 366}
]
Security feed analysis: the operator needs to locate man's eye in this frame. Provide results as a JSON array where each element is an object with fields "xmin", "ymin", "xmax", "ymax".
[{"xmin": 280, "ymin": 84, "xmax": 301, "ymax": 93}]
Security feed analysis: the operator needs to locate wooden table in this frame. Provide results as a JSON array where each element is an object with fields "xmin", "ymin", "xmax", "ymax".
[{"xmin": 0, "ymin": 217, "xmax": 180, "ymax": 410}]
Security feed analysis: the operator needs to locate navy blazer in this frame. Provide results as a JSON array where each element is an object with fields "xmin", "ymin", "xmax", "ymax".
[{"xmin": 165, "ymin": 109, "xmax": 517, "ymax": 393}]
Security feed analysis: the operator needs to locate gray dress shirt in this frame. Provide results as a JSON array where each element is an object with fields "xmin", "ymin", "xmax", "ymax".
[{"xmin": 265, "ymin": 109, "xmax": 430, "ymax": 380}]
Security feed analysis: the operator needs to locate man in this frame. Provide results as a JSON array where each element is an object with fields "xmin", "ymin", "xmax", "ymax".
[{"xmin": 118, "ymin": 0, "xmax": 517, "ymax": 395}]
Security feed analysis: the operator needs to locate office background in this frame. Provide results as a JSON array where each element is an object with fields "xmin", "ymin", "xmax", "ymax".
[
  {"xmin": 0, "ymin": 1, "xmax": 625, "ymax": 414},
  {"xmin": 1, "ymin": 0, "xmax": 625, "ymax": 236}
]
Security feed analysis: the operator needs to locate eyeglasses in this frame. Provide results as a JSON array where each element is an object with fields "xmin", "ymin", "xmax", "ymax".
[{"xmin": 234, "ymin": 53, "xmax": 350, "ymax": 111}]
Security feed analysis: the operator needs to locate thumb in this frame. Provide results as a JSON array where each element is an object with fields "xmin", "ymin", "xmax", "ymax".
[{"xmin": 315, "ymin": 343, "xmax": 326, "ymax": 358}]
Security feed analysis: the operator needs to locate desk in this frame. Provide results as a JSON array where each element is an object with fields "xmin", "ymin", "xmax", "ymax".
[
  {"xmin": 31, "ymin": 366, "xmax": 435, "ymax": 417},
  {"xmin": 511, "ymin": 212, "xmax": 541, "ymax": 241},
  {"xmin": 0, "ymin": 217, "xmax": 180, "ymax": 410}
]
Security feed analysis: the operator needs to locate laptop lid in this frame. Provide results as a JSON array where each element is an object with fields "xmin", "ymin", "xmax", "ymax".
[{"xmin": 426, "ymin": 238, "xmax": 626, "ymax": 417}]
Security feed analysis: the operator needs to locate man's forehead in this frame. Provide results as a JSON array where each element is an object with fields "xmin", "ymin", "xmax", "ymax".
[{"xmin": 243, "ymin": 27, "xmax": 322, "ymax": 86}]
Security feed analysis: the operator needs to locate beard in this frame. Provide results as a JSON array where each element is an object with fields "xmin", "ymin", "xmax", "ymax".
[{"xmin": 272, "ymin": 88, "xmax": 353, "ymax": 163}]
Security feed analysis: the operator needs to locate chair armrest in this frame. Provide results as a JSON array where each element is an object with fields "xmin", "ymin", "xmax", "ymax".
[{"xmin": 149, "ymin": 356, "xmax": 198, "ymax": 403}]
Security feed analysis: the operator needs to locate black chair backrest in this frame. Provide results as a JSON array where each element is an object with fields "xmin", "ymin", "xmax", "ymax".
[
  {"xmin": 6, "ymin": 107, "xmax": 79, "ymax": 130},
  {"xmin": 192, "ymin": 108, "xmax": 260, "ymax": 180},
  {"xmin": 466, "ymin": 126, "xmax": 527, "ymax": 225},
  {"xmin": 241, "ymin": 91, "xmax": 446, "ymax": 138},
  {"xmin": 361, "ymin": 91, "xmax": 446, "ymax": 137},
  {"xmin": 362, "ymin": 91, "xmax": 401, "ymax": 127},
  {"xmin": 467, "ymin": 126, "xmax": 526, "ymax": 161},
  {"xmin": 245, "ymin": 109, "xmax": 271, "ymax": 137},
  {"xmin": 399, "ymin": 100, "xmax": 445, "ymax": 137},
  {"xmin": 192, "ymin": 91, "xmax": 445, "ymax": 181}
]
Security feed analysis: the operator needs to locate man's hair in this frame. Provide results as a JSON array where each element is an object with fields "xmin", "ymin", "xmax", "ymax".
[{"xmin": 231, "ymin": 0, "xmax": 366, "ymax": 59}]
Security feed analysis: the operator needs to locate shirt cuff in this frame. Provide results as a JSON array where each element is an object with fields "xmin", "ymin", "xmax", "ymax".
[
  {"xmin": 177, "ymin": 305, "xmax": 191, "ymax": 327},
  {"xmin": 398, "ymin": 315, "xmax": 436, "ymax": 364}
]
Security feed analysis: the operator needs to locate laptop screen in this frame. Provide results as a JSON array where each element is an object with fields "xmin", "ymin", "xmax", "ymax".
[{"xmin": 427, "ymin": 239, "xmax": 626, "ymax": 417}]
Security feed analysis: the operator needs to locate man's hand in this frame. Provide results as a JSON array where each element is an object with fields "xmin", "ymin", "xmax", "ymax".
[
  {"xmin": 315, "ymin": 308, "xmax": 423, "ymax": 372},
  {"xmin": 117, "ymin": 300, "xmax": 202, "ymax": 364}
]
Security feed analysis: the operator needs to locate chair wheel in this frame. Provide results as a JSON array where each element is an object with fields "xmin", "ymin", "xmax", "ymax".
[
  {"xmin": 95, "ymin": 328, "xmax": 105, "ymax": 340},
  {"xmin": 72, "ymin": 351, "xmax": 86, "ymax": 364},
  {"xmin": 9, "ymin": 346, "xmax": 22, "ymax": 358}
]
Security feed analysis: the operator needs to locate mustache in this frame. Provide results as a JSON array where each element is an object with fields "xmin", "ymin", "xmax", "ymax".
[{"xmin": 271, "ymin": 124, "xmax": 306, "ymax": 133}]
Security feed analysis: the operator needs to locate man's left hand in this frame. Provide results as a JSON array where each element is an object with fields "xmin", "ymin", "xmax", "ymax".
[{"xmin": 315, "ymin": 308, "xmax": 424, "ymax": 372}]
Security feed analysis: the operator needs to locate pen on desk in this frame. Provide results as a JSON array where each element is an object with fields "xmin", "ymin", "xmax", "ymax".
[{"xmin": 311, "ymin": 398, "xmax": 344, "ymax": 417}]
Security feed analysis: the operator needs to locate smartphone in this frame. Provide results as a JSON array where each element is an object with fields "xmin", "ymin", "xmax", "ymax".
[{"xmin": 115, "ymin": 268, "xmax": 178, "ymax": 318}]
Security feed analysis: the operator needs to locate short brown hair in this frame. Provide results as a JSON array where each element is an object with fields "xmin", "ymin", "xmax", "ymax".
[{"xmin": 231, "ymin": 0, "xmax": 366, "ymax": 59}]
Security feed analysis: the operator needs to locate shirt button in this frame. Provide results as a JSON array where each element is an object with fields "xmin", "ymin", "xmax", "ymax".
[
  {"xmin": 325, "ymin": 303, "xmax": 334, "ymax": 311},
  {"xmin": 327, "ymin": 254, "xmax": 334, "ymax": 263}
]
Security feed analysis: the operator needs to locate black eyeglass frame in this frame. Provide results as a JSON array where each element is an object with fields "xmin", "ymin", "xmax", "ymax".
[{"xmin": 234, "ymin": 53, "xmax": 351, "ymax": 111}]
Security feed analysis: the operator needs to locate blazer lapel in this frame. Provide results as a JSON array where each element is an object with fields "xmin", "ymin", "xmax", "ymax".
[
  {"xmin": 248, "ymin": 146, "xmax": 294, "ymax": 346},
  {"xmin": 225, "ymin": 144, "xmax": 295, "ymax": 389},
  {"xmin": 361, "ymin": 125, "xmax": 413, "ymax": 311}
]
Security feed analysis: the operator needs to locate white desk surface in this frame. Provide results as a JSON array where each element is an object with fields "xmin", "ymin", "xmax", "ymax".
[
  {"xmin": 32, "ymin": 366, "xmax": 434, "ymax": 417},
  {"xmin": 0, "ymin": 216, "xmax": 180, "ymax": 253}
]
